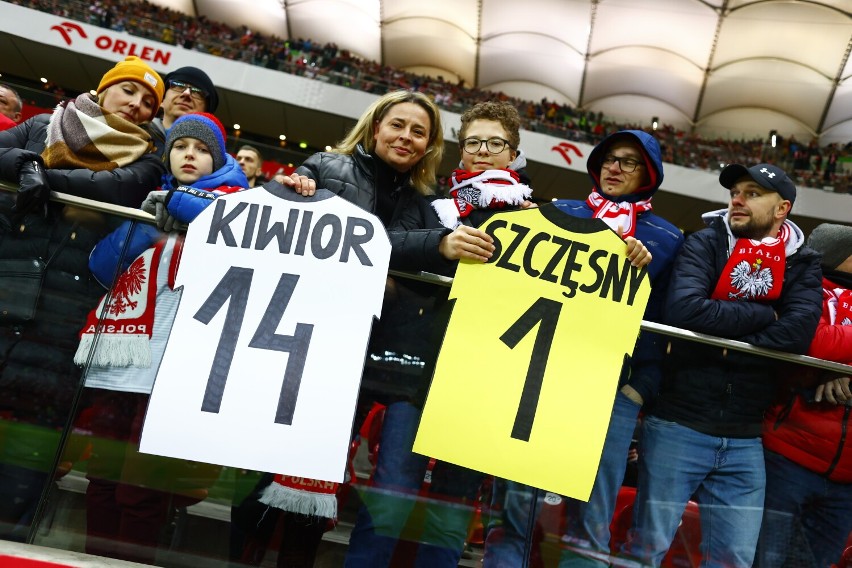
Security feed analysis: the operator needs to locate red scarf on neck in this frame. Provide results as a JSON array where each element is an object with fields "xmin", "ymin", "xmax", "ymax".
[
  {"xmin": 712, "ymin": 224, "xmax": 789, "ymax": 301},
  {"xmin": 585, "ymin": 191, "xmax": 652, "ymax": 238},
  {"xmin": 826, "ymin": 284, "xmax": 852, "ymax": 327}
]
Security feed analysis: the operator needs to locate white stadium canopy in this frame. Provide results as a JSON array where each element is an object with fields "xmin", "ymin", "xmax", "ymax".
[{"xmin": 151, "ymin": 0, "xmax": 852, "ymax": 145}]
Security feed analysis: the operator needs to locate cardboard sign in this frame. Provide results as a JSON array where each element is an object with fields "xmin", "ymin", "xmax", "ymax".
[
  {"xmin": 140, "ymin": 186, "xmax": 390, "ymax": 483},
  {"xmin": 414, "ymin": 205, "xmax": 651, "ymax": 500}
]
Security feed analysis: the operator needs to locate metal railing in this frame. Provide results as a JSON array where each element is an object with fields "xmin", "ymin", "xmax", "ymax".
[{"xmin": 2, "ymin": 179, "xmax": 849, "ymax": 376}]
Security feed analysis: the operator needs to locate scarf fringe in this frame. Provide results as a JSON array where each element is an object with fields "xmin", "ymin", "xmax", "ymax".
[
  {"xmin": 258, "ymin": 483, "xmax": 338, "ymax": 518},
  {"xmin": 74, "ymin": 334, "xmax": 152, "ymax": 367},
  {"xmin": 432, "ymin": 199, "xmax": 465, "ymax": 229}
]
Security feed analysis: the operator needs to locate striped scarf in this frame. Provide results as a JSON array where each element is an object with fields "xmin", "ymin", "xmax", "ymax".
[
  {"xmin": 41, "ymin": 93, "xmax": 153, "ymax": 171},
  {"xmin": 585, "ymin": 191, "xmax": 653, "ymax": 239},
  {"xmin": 431, "ymin": 169, "xmax": 532, "ymax": 229}
]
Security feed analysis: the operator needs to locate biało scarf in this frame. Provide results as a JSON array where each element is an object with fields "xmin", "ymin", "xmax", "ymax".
[
  {"xmin": 431, "ymin": 169, "xmax": 532, "ymax": 229},
  {"xmin": 825, "ymin": 285, "xmax": 852, "ymax": 326},
  {"xmin": 585, "ymin": 191, "xmax": 652, "ymax": 239},
  {"xmin": 712, "ymin": 224, "xmax": 790, "ymax": 302},
  {"xmin": 74, "ymin": 236, "xmax": 181, "ymax": 367},
  {"xmin": 41, "ymin": 93, "xmax": 152, "ymax": 171}
]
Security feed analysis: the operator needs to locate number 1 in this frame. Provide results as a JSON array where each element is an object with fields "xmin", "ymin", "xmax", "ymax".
[{"xmin": 500, "ymin": 297, "xmax": 562, "ymax": 442}]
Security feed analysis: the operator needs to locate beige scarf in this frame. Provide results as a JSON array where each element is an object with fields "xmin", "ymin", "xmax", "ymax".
[{"xmin": 41, "ymin": 93, "xmax": 152, "ymax": 171}]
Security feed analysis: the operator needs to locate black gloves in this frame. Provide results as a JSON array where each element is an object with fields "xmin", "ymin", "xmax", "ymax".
[{"xmin": 15, "ymin": 159, "xmax": 51, "ymax": 219}]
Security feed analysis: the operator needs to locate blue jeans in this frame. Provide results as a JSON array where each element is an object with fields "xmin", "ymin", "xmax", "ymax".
[
  {"xmin": 624, "ymin": 415, "xmax": 765, "ymax": 567},
  {"xmin": 481, "ymin": 480, "xmax": 542, "ymax": 568},
  {"xmin": 345, "ymin": 401, "xmax": 481, "ymax": 568},
  {"xmin": 483, "ymin": 391, "xmax": 641, "ymax": 568},
  {"xmin": 559, "ymin": 391, "xmax": 641, "ymax": 567},
  {"xmin": 755, "ymin": 449, "xmax": 852, "ymax": 568}
]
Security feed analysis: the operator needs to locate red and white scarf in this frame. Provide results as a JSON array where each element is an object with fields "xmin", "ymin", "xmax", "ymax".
[
  {"xmin": 585, "ymin": 191, "xmax": 652, "ymax": 238},
  {"xmin": 825, "ymin": 285, "xmax": 852, "ymax": 326},
  {"xmin": 431, "ymin": 169, "xmax": 532, "ymax": 229},
  {"xmin": 259, "ymin": 474, "xmax": 339, "ymax": 518},
  {"xmin": 712, "ymin": 224, "xmax": 790, "ymax": 302},
  {"xmin": 74, "ymin": 237, "xmax": 181, "ymax": 367}
]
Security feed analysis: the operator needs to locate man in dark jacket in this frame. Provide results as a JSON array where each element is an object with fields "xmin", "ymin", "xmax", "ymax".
[
  {"xmin": 624, "ymin": 164, "xmax": 824, "ymax": 567},
  {"xmin": 483, "ymin": 130, "xmax": 684, "ymax": 567}
]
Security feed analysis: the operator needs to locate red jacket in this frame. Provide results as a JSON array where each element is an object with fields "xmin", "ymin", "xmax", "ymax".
[{"xmin": 762, "ymin": 277, "xmax": 852, "ymax": 483}]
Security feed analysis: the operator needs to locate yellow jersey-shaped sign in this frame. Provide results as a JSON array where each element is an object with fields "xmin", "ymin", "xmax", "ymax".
[{"xmin": 413, "ymin": 205, "xmax": 651, "ymax": 500}]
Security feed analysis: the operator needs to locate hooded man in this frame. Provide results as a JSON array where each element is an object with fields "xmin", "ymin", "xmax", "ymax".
[
  {"xmin": 483, "ymin": 130, "xmax": 684, "ymax": 568},
  {"xmin": 624, "ymin": 163, "xmax": 824, "ymax": 567},
  {"xmin": 756, "ymin": 222, "xmax": 852, "ymax": 568},
  {"xmin": 554, "ymin": 130, "xmax": 683, "ymax": 566}
]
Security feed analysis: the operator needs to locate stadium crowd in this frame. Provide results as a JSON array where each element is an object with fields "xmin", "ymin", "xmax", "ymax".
[
  {"xmin": 7, "ymin": 0, "xmax": 852, "ymax": 195},
  {"xmin": 0, "ymin": 2, "xmax": 850, "ymax": 568}
]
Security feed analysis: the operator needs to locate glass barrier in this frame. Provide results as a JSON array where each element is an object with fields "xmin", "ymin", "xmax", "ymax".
[{"xmin": 0, "ymin": 182, "xmax": 850, "ymax": 568}]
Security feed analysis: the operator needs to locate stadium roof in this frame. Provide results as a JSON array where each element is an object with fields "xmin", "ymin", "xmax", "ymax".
[{"xmin": 151, "ymin": 0, "xmax": 852, "ymax": 145}]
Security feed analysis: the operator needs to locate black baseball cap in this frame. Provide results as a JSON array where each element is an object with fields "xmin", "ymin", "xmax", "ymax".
[{"xmin": 719, "ymin": 163, "xmax": 796, "ymax": 204}]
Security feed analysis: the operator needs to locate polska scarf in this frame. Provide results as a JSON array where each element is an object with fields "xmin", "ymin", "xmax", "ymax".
[
  {"xmin": 258, "ymin": 474, "xmax": 339, "ymax": 519},
  {"xmin": 585, "ymin": 191, "xmax": 652, "ymax": 238},
  {"xmin": 41, "ymin": 93, "xmax": 152, "ymax": 171},
  {"xmin": 712, "ymin": 224, "xmax": 790, "ymax": 302},
  {"xmin": 431, "ymin": 169, "xmax": 532, "ymax": 229},
  {"xmin": 74, "ymin": 236, "xmax": 181, "ymax": 367}
]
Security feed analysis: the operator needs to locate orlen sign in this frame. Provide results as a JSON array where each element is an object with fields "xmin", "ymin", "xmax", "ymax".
[{"xmin": 50, "ymin": 21, "xmax": 172, "ymax": 66}]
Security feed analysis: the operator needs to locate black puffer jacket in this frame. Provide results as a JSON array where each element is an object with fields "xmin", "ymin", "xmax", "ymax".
[
  {"xmin": 653, "ymin": 214, "xmax": 823, "ymax": 437},
  {"xmin": 0, "ymin": 111, "xmax": 163, "ymax": 470},
  {"xmin": 296, "ymin": 145, "xmax": 454, "ymax": 275},
  {"xmin": 0, "ymin": 114, "xmax": 164, "ymax": 207}
]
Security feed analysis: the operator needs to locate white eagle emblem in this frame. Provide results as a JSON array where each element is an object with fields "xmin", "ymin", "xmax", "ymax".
[{"xmin": 728, "ymin": 258, "xmax": 773, "ymax": 300}]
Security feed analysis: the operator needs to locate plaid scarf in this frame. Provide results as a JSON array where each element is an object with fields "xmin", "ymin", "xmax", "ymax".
[
  {"xmin": 585, "ymin": 191, "xmax": 652, "ymax": 238},
  {"xmin": 431, "ymin": 169, "xmax": 532, "ymax": 229},
  {"xmin": 41, "ymin": 93, "xmax": 153, "ymax": 171}
]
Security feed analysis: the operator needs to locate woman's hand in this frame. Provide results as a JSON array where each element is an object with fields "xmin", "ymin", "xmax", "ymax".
[
  {"xmin": 273, "ymin": 173, "xmax": 316, "ymax": 196},
  {"xmin": 438, "ymin": 225, "xmax": 495, "ymax": 262}
]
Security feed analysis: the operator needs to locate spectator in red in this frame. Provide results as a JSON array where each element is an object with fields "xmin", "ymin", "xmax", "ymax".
[
  {"xmin": 756, "ymin": 222, "xmax": 852, "ymax": 568},
  {"xmin": 0, "ymin": 83, "xmax": 22, "ymax": 131}
]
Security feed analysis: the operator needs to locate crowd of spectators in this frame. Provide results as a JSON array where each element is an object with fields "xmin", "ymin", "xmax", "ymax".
[{"xmin": 10, "ymin": 0, "xmax": 852, "ymax": 194}]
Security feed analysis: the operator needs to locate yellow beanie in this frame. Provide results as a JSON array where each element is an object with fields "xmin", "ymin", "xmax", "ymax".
[{"xmin": 97, "ymin": 56, "xmax": 164, "ymax": 109}]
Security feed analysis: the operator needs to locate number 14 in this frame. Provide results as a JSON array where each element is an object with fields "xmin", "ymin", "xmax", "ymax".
[{"xmin": 194, "ymin": 266, "xmax": 314, "ymax": 425}]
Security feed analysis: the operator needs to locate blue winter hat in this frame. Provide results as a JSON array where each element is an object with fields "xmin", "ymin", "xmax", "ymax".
[
  {"xmin": 719, "ymin": 163, "xmax": 796, "ymax": 204},
  {"xmin": 165, "ymin": 112, "xmax": 227, "ymax": 173}
]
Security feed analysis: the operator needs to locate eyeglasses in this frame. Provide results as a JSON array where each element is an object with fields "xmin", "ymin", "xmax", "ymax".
[
  {"xmin": 462, "ymin": 137, "xmax": 512, "ymax": 155},
  {"xmin": 168, "ymin": 80, "xmax": 208, "ymax": 103},
  {"xmin": 601, "ymin": 154, "xmax": 643, "ymax": 173}
]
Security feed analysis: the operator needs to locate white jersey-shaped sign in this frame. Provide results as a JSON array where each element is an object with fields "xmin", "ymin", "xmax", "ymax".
[{"xmin": 140, "ymin": 185, "xmax": 391, "ymax": 483}]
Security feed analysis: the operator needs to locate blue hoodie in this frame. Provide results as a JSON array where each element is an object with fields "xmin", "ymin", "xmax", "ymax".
[
  {"xmin": 552, "ymin": 130, "xmax": 684, "ymax": 405},
  {"xmin": 89, "ymin": 152, "xmax": 248, "ymax": 287}
]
